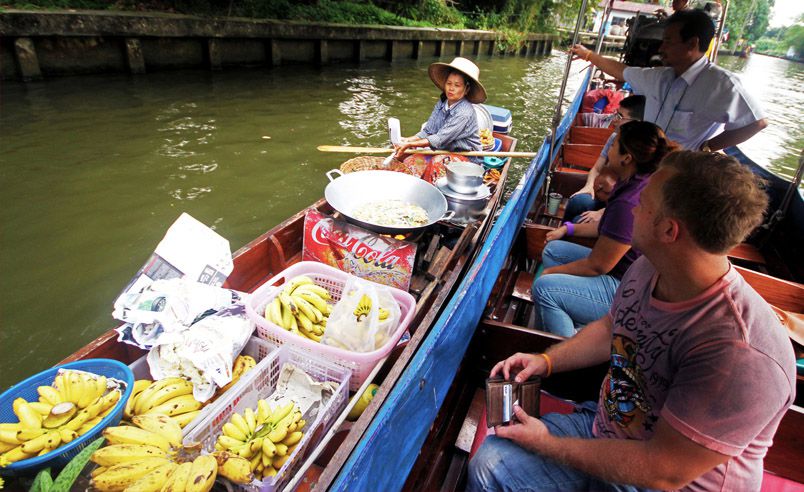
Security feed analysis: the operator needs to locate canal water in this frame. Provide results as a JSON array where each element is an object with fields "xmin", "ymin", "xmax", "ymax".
[{"xmin": 0, "ymin": 53, "xmax": 800, "ymax": 389}]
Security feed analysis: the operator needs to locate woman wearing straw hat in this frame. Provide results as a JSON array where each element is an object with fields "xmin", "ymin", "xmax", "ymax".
[{"xmin": 392, "ymin": 57, "xmax": 487, "ymax": 182}]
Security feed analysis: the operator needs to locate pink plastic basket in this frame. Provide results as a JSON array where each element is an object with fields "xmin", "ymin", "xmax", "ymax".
[
  {"xmin": 129, "ymin": 337, "xmax": 277, "ymax": 436},
  {"xmin": 183, "ymin": 345, "xmax": 350, "ymax": 492},
  {"xmin": 245, "ymin": 261, "xmax": 416, "ymax": 391}
]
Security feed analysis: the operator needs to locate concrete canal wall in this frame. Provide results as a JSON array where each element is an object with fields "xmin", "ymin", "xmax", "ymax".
[{"xmin": 0, "ymin": 10, "xmax": 558, "ymax": 81}]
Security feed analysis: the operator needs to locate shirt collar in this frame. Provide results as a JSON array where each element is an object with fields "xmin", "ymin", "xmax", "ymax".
[{"xmin": 678, "ymin": 55, "xmax": 708, "ymax": 86}]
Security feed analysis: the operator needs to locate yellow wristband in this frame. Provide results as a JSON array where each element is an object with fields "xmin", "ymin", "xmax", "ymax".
[{"xmin": 538, "ymin": 353, "xmax": 553, "ymax": 378}]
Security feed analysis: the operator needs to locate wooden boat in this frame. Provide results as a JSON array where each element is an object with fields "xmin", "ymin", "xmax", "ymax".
[
  {"xmin": 324, "ymin": 72, "xmax": 804, "ymax": 491},
  {"xmin": 38, "ymin": 135, "xmax": 518, "ymax": 488}
]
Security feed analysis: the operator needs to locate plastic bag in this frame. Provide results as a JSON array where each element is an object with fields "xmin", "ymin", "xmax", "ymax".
[
  {"xmin": 147, "ymin": 303, "xmax": 254, "ymax": 402},
  {"xmin": 322, "ymin": 277, "xmax": 401, "ymax": 352}
]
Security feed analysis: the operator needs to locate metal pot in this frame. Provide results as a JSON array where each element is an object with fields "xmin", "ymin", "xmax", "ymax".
[
  {"xmin": 325, "ymin": 169, "xmax": 453, "ymax": 235},
  {"xmin": 445, "ymin": 162, "xmax": 485, "ymax": 194},
  {"xmin": 436, "ymin": 178, "xmax": 491, "ymax": 224}
]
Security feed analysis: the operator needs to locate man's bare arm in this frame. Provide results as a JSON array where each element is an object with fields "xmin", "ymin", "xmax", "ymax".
[
  {"xmin": 570, "ymin": 45, "xmax": 627, "ymax": 81},
  {"xmin": 705, "ymin": 119, "xmax": 768, "ymax": 151}
]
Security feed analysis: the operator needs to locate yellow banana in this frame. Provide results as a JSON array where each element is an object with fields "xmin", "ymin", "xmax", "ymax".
[
  {"xmin": 282, "ymin": 431, "xmax": 303, "ymax": 447},
  {"xmin": 138, "ymin": 380, "xmax": 194, "ymax": 414},
  {"xmin": 281, "ymin": 275, "xmax": 315, "ymax": 296},
  {"xmin": 261, "ymin": 437, "xmax": 277, "ymax": 458},
  {"xmin": 37, "ymin": 385, "xmax": 63, "ymax": 406},
  {"xmin": 249, "ymin": 436, "xmax": 264, "ymax": 454},
  {"xmin": 172, "ymin": 409, "xmax": 201, "ymax": 429},
  {"xmin": 295, "ymin": 310, "xmax": 315, "ymax": 333},
  {"xmin": 230, "ymin": 413, "xmax": 251, "ymax": 439},
  {"xmin": 125, "ymin": 379, "xmax": 153, "ymax": 419},
  {"xmin": 288, "ymin": 314, "xmax": 300, "ymax": 334},
  {"xmin": 93, "ymin": 375, "xmax": 109, "ymax": 402},
  {"xmin": 279, "ymin": 292, "xmax": 299, "ymax": 317},
  {"xmin": 268, "ymin": 402, "xmax": 295, "ymax": 427},
  {"xmin": 77, "ymin": 374, "xmax": 99, "ymax": 408},
  {"xmin": 249, "ymin": 452, "xmax": 261, "ymax": 472},
  {"xmin": 294, "ymin": 283, "xmax": 331, "ymax": 300},
  {"xmin": 0, "ymin": 423, "xmax": 21, "ymax": 432},
  {"xmin": 1, "ymin": 445, "xmax": 35, "ymax": 464},
  {"xmin": 145, "ymin": 394, "xmax": 202, "ymax": 417},
  {"xmin": 292, "ymin": 294, "xmax": 323, "ymax": 323},
  {"xmin": 76, "ymin": 416, "xmax": 104, "ymax": 435},
  {"xmin": 298, "ymin": 321, "xmax": 321, "ymax": 342},
  {"xmin": 217, "ymin": 434, "xmax": 246, "ymax": 451},
  {"xmin": 29, "ymin": 401, "xmax": 53, "ymax": 416},
  {"xmin": 244, "ymin": 408, "xmax": 257, "ymax": 434},
  {"xmin": 21, "ymin": 430, "xmax": 60, "ymax": 454},
  {"xmin": 294, "ymin": 289, "xmax": 331, "ymax": 313},
  {"xmin": 53, "ymin": 374, "xmax": 69, "ymax": 403},
  {"xmin": 59, "ymin": 428, "xmax": 78, "ymax": 444},
  {"xmin": 274, "ymin": 443, "xmax": 288, "ymax": 457},
  {"xmin": 91, "ymin": 465, "xmax": 108, "ymax": 478},
  {"xmin": 0, "ymin": 429, "xmax": 21, "ymax": 445},
  {"xmin": 68, "ymin": 372, "xmax": 89, "ymax": 407},
  {"xmin": 280, "ymin": 300, "xmax": 294, "ymax": 330},
  {"xmin": 132, "ymin": 414, "xmax": 183, "ymax": 449},
  {"xmin": 90, "ymin": 457, "xmax": 171, "ymax": 492},
  {"xmin": 257, "ymin": 400, "xmax": 272, "ymax": 424},
  {"xmin": 267, "ymin": 297, "xmax": 283, "ymax": 325},
  {"xmin": 91, "ymin": 443, "xmax": 167, "ymax": 467},
  {"xmin": 184, "ymin": 455, "xmax": 217, "ymax": 492},
  {"xmin": 161, "ymin": 461, "xmax": 192, "ymax": 491},
  {"xmin": 0, "ymin": 441, "xmax": 17, "ymax": 453},
  {"xmin": 134, "ymin": 378, "xmax": 185, "ymax": 415},
  {"xmin": 267, "ymin": 423, "xmax": 289, "ymax": 444},
  {"xmin": 124, "ymin": 461, "xmax": 177, "ymax": 492},
  {"xmin": 214, "ymin": 451, "xmax": 254, "ymax": 484},
  {"xmin": 15, "ymin": 400, "xmax": 43, "ymax": 430},
  {"xmin": 103, "ymin": 425, "xmax": 172, "ymax": 453},
  {"xmin": 262, "ymin": 465, "xmax": 278, "ymax": 479},
  {"xmin": 16, "ymin": 428, "xmax": 46, "ymax": 441},
  {"xmin": 272, "ymin": 452, "xmax": 291, "ymax": 470},
  {"xmin": 222, "ymin": 422, "xmax": 247, "ymax": 442},
  {"xmin": 97, "ymin": 389, "xmax": 122, "ymax": 414}
]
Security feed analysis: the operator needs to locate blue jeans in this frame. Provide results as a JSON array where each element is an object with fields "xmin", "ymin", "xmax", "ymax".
[
  {"xmin": 468, "ymin": 402, "xmax": 652, "ymax": 492},
  {"xmin": 532, "ymin": 241, "xmax": 620, "ymax": 337},
  {"xmin": 563, "ymin": 193, "xmax": 604, "ymax": 224}
]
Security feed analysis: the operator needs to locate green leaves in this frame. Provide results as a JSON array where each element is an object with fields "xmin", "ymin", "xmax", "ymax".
[
  {"xmin": 29, "ymin": 468, "xmax": 53, "ymax": 492},
  {"xmin": 49, "ymin": 437, "xmax": 105, "ymax": 492}
]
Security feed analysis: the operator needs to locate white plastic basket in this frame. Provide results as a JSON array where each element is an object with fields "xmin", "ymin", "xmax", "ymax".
[
  {"xmin": 129, "ymin": 336, "xmax": 277, "ymax": 436},
  {"xmin": 245, "ymin": 261, "xmax": 416, "ymax": 391},
  {"xmin": 184, "ymin": 345, "xmax": 351, "ymax": 492}
]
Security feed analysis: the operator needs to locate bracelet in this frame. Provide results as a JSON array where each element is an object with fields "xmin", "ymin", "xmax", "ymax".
[
  {"xmin": 564, "ymin": 222, "xmax": 575, "ymax": 236},
  {"xmin": 538, "ymin": 353, "xmax": 553, "ymax": 378}
]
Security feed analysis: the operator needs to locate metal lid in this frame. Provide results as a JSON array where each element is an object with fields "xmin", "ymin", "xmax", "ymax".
[{"xmin": 436, "ymin": 177, "xmax": 491, "ymax": 201}]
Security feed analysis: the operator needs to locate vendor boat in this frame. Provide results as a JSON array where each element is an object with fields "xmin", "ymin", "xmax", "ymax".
[{"xmin": 35, "ymin": 135, "xmax": 517, "ymax": 489}]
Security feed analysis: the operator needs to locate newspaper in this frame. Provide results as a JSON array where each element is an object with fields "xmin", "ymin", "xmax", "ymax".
[{"xmin": 114, "ymin": 213, "xmax": 235, "ymax": 348}]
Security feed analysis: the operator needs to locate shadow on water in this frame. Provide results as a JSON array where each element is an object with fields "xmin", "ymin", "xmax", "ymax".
[{"xmin": 0, "ymin": 53, "xmax": 800, "ymax": 388}]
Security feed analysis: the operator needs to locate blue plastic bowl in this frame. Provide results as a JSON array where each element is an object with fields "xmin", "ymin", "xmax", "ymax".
[{"xmin": 0, "ymin": 359, "xmax": 134, "ymax": 477}]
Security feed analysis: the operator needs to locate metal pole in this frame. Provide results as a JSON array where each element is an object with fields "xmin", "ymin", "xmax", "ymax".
[
  {"xmin": 711, "ymin": 0, "xmax": 730, "ymax": 63},
  {"xmin": 547, "ymin": 0, "xmax": 590, "ymax": 173},
  {"xmin": 594, "ymin": 0, "xmax": 614, "ymax": 55}
]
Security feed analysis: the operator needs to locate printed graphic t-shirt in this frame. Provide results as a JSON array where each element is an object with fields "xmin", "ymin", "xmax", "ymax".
[{"xmin": 593, "ymin": 257, "xmax": 796, "ymax": 491}]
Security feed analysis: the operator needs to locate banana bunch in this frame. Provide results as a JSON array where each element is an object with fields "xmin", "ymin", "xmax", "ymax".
[
  {"xmin": 90, "ymin": 414, "xmax": 240, "ymax": 491},
  {"xmin": 479, "ymin": 128, "xmax": 494, "ymax": 147},
  {"xmin": 264, "ymin": 275, "xmax": 333, "ymax": 343},
  {"xmin": 0, "ymin": 370, "xmax": 121, "ymax": 465},
  {"xmin": 214, "ymin": 400, "xmax": 306, "ymax": 481},
  {"xmin": 124, "ymin": 378, "xmax": 202, "ymax": 430}
]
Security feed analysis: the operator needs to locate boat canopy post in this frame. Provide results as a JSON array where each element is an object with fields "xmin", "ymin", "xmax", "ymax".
[
  {"xmin": 759, "ymin": 149, "xmax": 804, "ymax": 245},
  {"xmin": 546, "ymin": 0, "xmax": 590, "ymax": 195},
  {"xmin": 711, "ymin": 0, "xmax": 730, "ymax": 63},
  {"xmin": 594, "ymin": 0, "xmax": 615, "ymax": 55}
]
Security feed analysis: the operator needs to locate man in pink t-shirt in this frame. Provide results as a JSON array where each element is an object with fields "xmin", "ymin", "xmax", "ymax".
[{"xmin": 469, "ymin": 151, "xmax": 796, "ymax": 491}]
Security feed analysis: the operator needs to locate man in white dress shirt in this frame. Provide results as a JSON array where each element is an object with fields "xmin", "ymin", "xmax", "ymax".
[{"xmin": 572, "ymin": 10, "xmax": 767, "ymax": 151}]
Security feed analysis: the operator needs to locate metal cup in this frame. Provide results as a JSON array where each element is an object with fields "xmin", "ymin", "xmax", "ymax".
[{"xmin": 547, "ymin": 192, "xmax": 563, "ymax": 215}]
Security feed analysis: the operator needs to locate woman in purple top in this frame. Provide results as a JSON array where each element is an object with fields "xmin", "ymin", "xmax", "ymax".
[{"xmin": 532, "ymin": 121, "xmax": 679, "ymax": 337}]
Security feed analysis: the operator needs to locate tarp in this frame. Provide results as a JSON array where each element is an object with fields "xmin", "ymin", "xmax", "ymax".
[{"xmin": 330, "ymin": 71, "xmax": 592, "ymax": 492}]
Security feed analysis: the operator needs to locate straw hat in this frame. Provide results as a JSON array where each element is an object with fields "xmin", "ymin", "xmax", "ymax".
[{"xmin": 428, "ymin": 57, "xmax": 487, "ymax": 104}]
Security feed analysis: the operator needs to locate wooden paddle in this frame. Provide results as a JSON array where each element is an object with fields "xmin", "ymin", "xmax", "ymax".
[{"xmin": 317, "ymin": 145, "xmax": 537, "ymax": 158}]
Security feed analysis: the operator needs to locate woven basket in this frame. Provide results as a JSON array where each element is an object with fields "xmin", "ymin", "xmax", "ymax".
[{"xmin": 340, "ymin": 156, "xmax": 390, "ymax": 173}]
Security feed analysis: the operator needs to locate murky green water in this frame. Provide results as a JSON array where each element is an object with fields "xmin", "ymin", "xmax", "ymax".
[{"xmin": 0, "ymin": 53, "xmax": 800, "ymax": 390}]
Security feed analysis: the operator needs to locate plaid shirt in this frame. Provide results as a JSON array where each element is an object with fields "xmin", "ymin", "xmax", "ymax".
[{"xmin": 416, "ymin": 97, "xmax": 481, "ymax": 153}]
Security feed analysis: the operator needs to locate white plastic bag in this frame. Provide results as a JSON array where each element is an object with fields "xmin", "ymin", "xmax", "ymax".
[
  {"xmin": 322, "ymin": 278, "xmax": 400, "ymax": 352},
  {"xmin": 147, "ymin": 303, "xmax": 254, "ymax": 402}
]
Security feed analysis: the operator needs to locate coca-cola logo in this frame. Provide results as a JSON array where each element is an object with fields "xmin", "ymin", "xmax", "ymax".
[{"xmin": 310, "ymin": 218, "xmax": 401, "ymax": 270}]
